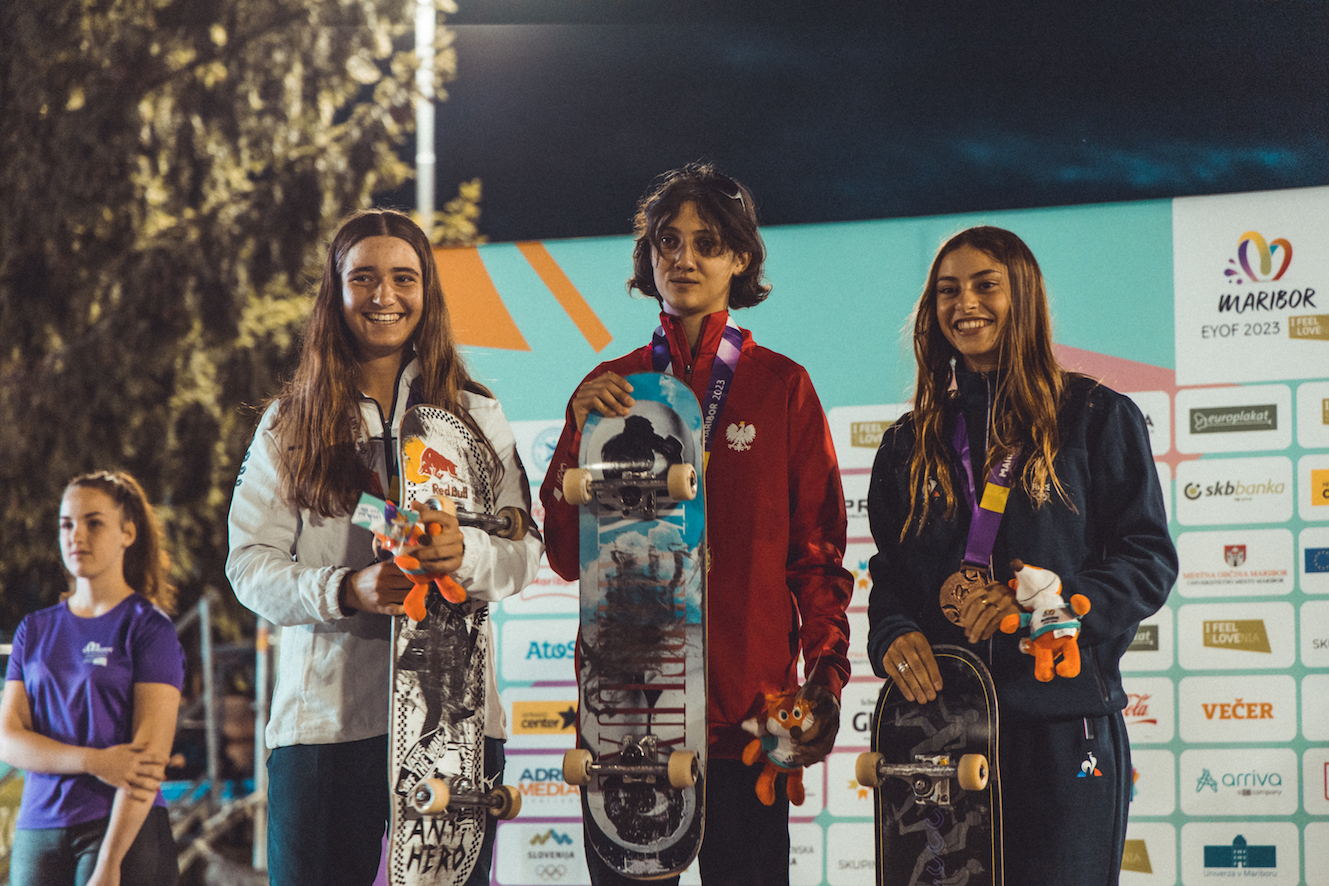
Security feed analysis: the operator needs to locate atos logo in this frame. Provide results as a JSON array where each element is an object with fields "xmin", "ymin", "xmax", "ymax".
[
  {"xmin": 1225, "ymin": 231, "xmax": 1292, "ymax": 284},
  {"xmin": 526, "ymin": 641, "xmax": 574, "ymax": 660}
]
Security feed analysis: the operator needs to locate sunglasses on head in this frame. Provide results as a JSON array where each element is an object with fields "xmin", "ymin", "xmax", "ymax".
[{"xmin": 707, "ymin": 172, "xmax": 745, "ymax": 212}]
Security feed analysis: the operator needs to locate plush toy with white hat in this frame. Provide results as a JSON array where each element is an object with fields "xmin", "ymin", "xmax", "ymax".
[{"xmin": 999, "ymin": 559, "xmax": 1091, "ymax": 682}]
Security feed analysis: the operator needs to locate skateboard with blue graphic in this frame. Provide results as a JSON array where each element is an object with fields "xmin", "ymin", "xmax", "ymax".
[
  {"xmin": 383, "ymin": 405, "xmax": 527, "ymax": 886},
  {"xmin": 856, "ymin": 645, "xmax": 1002, "ymax": 886},
  {"xmin": 559, "ymin": 373, "xmax": 707, "ymax": 879}
]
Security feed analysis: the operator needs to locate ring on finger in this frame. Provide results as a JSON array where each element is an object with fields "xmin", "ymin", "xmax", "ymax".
[{"xmin": 896, "ymin": 661, "xmax": 909, "ymax": 674}]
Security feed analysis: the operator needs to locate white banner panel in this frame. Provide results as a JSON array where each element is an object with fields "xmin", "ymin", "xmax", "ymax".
[
  {"xmin": 1178, "ymin": 748, "xmax": 1298, "ymax": 816},
  {"xmin": 1175, "ymin": 527, "xmax": 1293, "ymax": 598},
  {"xmin": 1123, "ymin": 677, "xmax": 1176, "ymax": 745},
  {"xmin": 825, "ymin": 822, "xmax": 875, "ymax": 886},
  {"xmin": 1301, "ymin": 601, "xmax": 1329, "ymax": 667},
  {"xmin": 1296, "ymin": 380, "xmax": 1329, "ymax": 449},
  {"xmin": 1173, "ymin": 186, "xmax": 1329, "ymax": 386},
  {"xmin": 1174, "ymin": 384, "xmax": 1291, "ymax": 453},
  {"xmin": 494, "ymin": 822, "xmax": 590, "ymax": 886},
  {"xmin": 1120, "ymin": 821, "xmax": 1176, "ymax": 886},
  {"xmin": 1175, "ymin": 455, "xmax": 1292, "ymax": 526},
  {"xmin": 1302, "ymin": 747, "xmax": 1329, "ymax": 817},
  {"xmin": 1126, "ymin": 391, "xmax": 1172, "ymax": 456},
  {"xmin": 1179, "ymin": 821, "xmax": 1300, "ymax": 884},
  {"xmin": 1298, "ymin": 526, "xmax": 1329, "ymax": 594},
  {"xmin": 789, "ymin": 823, "xmax": 826, "ymax": 886},
  {"xmin": 1178, "ymin": 675, "xmax": 1297, "ymax": 744},
  {"xmin": 826, "ymin": 404, "xmax": 909, "ymax": 471},
  {"xmin": 1176, "ymin": 601, "xmax": 1295, "ymax": 670},
  {"xmin": 1130, "ymin": 748, "xmax": 1177, "ymax": 817}
]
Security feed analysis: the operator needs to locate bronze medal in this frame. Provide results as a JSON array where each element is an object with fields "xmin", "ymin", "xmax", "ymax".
[{"xmin": 939, "ymin": 565, "xmax": 990, "ymax": 625}]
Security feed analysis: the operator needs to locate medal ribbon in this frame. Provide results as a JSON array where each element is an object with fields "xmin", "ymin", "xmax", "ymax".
[
  {"xmin": 651, "ymin": 316, "xmax": 743, "ymax": 465},
  {"xmin": 952, "ymin": 412, "xmax": 1021, "ymax": 569}
]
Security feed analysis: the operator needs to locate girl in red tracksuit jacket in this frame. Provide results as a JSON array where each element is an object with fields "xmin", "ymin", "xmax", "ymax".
[{"xmin": 539, "ymin": 163, "xmax": 853, "ymax": 886}]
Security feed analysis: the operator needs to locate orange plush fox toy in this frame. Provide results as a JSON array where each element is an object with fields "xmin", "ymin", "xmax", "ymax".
[
  {"xmin": 741, "ymin": 689, "xmax": 812, "ymax": 806},
  {"xmin": 999, "ymin": 560, "xmax": 1091, "ymax": 682}
]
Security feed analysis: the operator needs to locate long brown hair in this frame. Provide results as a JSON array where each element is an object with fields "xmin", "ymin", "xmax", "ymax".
[
  {"xmin": 65, "ymin": 471, "xmax": 177, "ymax": 614},
  {"xmin": 272, "ymin": 209, "xmax": 497, "ymax": 517},
  {"xmin": 904, "ymin": 226, "xmax": 1072, "ymax": 534}
]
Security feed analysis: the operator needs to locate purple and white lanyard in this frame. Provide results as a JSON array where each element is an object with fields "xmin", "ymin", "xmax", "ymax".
[
  {"xmin": 651, "ymin": 317, "xmax": 743, "ymax": 468},
  {"xmin": 952, "ymin": 413, "xmax": 1021, "ymax": 572}
]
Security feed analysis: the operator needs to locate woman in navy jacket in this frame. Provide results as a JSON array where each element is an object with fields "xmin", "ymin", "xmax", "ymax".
[{"xmin": 866, "ymin": 226, "xmax": 1176, "ymax": 884}]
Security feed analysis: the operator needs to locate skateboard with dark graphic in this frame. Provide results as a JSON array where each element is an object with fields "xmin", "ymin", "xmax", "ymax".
[
  {"xmin": 559, "ymin": 373, "xmax": 707, "ymax": 879},
  {"xmin": 386, "ymin": 405, "xmax": 528, "ymax": 885},
  {"xmin": 856, "ymin": 645, "xmax": 1002, "ymax": 886}
]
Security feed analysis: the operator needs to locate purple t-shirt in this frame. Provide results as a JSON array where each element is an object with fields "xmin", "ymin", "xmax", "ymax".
[{"xmin": 5, "ymin": 594, "xmax": 185, "ymax": 829}]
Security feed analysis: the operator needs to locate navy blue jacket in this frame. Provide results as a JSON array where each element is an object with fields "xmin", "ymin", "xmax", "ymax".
[{"xmin": 866, "ymin": 370, "xmax": 1176, "ymax": 722}]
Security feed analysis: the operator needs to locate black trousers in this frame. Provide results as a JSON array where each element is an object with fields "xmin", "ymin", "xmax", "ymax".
[
  {"xmin": 585, "ymin": 757, "xmax": 793, "ymax": 886},
  {"xmin": 267, "ymin": 733, "xmax": 503, "ymax": 886},
  {"xmin": 9, "ymin": 805, "xmax": 178, "ymax": 886},
  {"xmin": 999, "ymin": 710, "xmax": 1132, "ymax": 885}
]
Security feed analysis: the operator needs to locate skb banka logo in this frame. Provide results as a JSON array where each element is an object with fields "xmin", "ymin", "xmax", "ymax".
[{"xmin": 1225, "ymin": 231, "xmax": 1292, "ymax": 284}]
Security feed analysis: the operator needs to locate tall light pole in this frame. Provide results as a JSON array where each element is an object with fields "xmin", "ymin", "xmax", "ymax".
[{"xmin": 414, "ymin": 0, "xmax": 436, "ymax": 236}]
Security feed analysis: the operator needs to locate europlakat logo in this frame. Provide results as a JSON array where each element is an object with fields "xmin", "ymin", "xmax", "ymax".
[
  {"xmin": 1225, "ymin": 231, "xmax": 1292, "ymax": 285},
  {"xmin": 1128, "ymin": 624, "xmax": 1159, "ymax": 653}
]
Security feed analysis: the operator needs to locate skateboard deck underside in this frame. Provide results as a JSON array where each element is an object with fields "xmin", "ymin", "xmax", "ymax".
[
  {"xmin": 389, "ymin": 406, "xmax": 494, "ymax": 886},
  {"xmin": 871, "ymin": 645, "xmax": 1002, "ymax": 886},
  {"xmin": 577, "ymin": 374, "xmax": 707, "ymax": 879}
]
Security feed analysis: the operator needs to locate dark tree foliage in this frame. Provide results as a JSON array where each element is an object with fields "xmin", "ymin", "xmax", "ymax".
[{"xmin": 0, "ymin": 0, "xmax": 478, "ymax": 636}]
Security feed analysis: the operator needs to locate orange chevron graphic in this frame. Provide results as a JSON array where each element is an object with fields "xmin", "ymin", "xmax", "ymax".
[
  {"xmin": 517, "ymin": 241, "xmax": 613, "ymax": 352},
  {"xmin": 434, "ymin": 246, "xmax": 530, "ymax": 351}
]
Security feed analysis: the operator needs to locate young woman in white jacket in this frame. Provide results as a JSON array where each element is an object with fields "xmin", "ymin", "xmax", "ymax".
[{"xmin": 227, "ymin": 209, "xmax": 542, "ymax": 886}]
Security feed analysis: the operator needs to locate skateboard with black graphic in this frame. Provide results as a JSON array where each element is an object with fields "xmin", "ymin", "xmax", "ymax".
[
  {"xmin": 855, "ymin": 645, "xmax": 1002, "ymax": 886},
  {"xmin": 385, "ymin": 405, "xmax": 529, "ymax": 885},
  {"xmin": 559, "ymin": 373, "xmax": 707, "ymax": 879}
]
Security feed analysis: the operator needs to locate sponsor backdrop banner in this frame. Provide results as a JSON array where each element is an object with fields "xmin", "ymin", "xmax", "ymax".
[{"xmin": 418, "ymin": 186, "xmax": 1328, "ymax": 885}]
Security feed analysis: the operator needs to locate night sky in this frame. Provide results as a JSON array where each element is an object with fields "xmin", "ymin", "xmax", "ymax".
[{"xmin": 380, "ymin": 0, "xmax": 1329, "ymax": 244}]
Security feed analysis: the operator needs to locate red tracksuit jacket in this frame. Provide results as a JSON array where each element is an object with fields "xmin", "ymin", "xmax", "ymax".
[{"xmin": 539, "ymin": 310, "xmax": 853, "ymax": 758}]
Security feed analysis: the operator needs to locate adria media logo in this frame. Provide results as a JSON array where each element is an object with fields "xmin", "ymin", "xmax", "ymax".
[{"xmin": 1225, "ymin": 231, "xmax": 1292, "ymax": 284}]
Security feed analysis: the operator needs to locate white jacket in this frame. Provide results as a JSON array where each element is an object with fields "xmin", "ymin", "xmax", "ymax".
[{"xmin": 227, "ymin": 360, "xmax": 542, "ymax": 747}]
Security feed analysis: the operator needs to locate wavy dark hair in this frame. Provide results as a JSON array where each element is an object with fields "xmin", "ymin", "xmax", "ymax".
[
  {"xmin": 904, "ymin": 226, "xmax": 1077, "ymax": 533},
  {"xmin": 628, "ymin": 162, "xmax": 771, "ymax": 309},
  {"xmin": 65, "ymin": 471, "xmax": 176, "ymax": 614},
  {"xmin": 272, "ymin": 209, "xmax": 497, "ymax": 518}
]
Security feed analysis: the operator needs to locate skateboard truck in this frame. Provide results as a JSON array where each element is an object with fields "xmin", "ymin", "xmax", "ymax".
[
  {"xmin": 854, "ymin": 752, "xmax": 989, "ymax": 806},
  {"xmin": 409, "ymin": 775, "xmax": 523, "ymax": 821},
  {"xmin": 562, "ymin": 734, "xmax": 699, "ymax": 790},
  {"xmin": 563, "ymin": 463, "xmax": 697, "ymax": 520},
  {"xmin": 426, "ymin": 497, "xmax": 531, "ymax": 541}
]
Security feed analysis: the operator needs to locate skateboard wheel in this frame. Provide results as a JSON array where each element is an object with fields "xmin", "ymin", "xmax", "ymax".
[
  {"xmin": 563, "ymin": 748, "xmax": 593, "ymax": 786},
  {"xmin": 495, "ymin": 506, "xmax": 529, "ymax": 540},
  {"xmin": 489, "ymin": 784, "xmax": 522, "ymax": 820},
  {"xmin": 854, "ymin": 752, "xmax": 883, "ymax": 788},
  {"xmin": 411, "ymin": 778, "xmax": 451, "ymax": 814},
  {"xmin": 667, "ymin": 750, "xmax": 698, "ymax": 789},
  {"xmin": 957, "ymin": 754, "xmax": 989, "ymax": 792},
  {"xmin": 666, "ymin": 464, "xmax": 697, "ymax": 501},
  {"xmin": 564, "ymin": 468, "xmax": 593, "ymax": 506}
]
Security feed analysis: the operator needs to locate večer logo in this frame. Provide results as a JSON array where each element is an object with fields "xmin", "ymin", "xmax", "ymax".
[
  {"xmin": 1204, "ymin": 835, "xmax": 1276, "ymax": 869},
  {"xmin": 1190, "ymin": 405, "xmax": 1277, "ymax": 434},
  {"xmin": 1202, "ymin": 620, "xmax": 1272, "ymax": 653},
  {"xmin": 1312, "ymin": 469, "xmax": 1329, "ymax": 506},
  {"xmin": 1121, "ymin": 839, "xmax": 1153, "ymax": 874},
  {"xmin": 1202, "ymin": 697, "xmax": 1273, "ymax": 721},
  {"xmin": 1128, "ymin": 624, "xmax": 1159, "ymax": 653},
  {"xmin": 1182, "ymin": 478, "xmax": 1285, "ymax": 501},
  {"xmin": 850, "ymin": 420, "xmax": 893, "ymax": 449},
  {"xmin": 1225, "ymin": 231, "xmax": 1292, "ymax": 284}
]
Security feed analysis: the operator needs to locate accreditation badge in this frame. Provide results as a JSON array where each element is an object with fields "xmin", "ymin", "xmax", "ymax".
[{"xmin": 939, "ymin": 565, "xmax": 991, "ymax": 625}]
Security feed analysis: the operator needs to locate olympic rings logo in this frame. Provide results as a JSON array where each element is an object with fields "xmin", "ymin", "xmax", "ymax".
[{"xmin": 533, "ymin": 863, "xmax": 568, "ymax": 880}]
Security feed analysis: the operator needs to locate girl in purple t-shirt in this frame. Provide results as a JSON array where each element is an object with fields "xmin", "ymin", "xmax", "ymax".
[{"xmin": 0, "ymin": 471, "xmax": 185, "ymax": 886}]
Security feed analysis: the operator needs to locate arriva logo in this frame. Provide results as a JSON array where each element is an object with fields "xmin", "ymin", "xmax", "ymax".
[
  {"xmin": 1225, "ymin": 231, "xmax": 1292, "ymax": 284},
  {"xmin": 1195, "ymin": 767, "xmax": 1282, "ymax": 793}
]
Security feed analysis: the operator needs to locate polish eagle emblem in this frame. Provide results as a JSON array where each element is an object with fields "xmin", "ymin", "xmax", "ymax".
[{"xmin": 726, "ymin": 421, "xmax": 756, "ymax": 451}]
